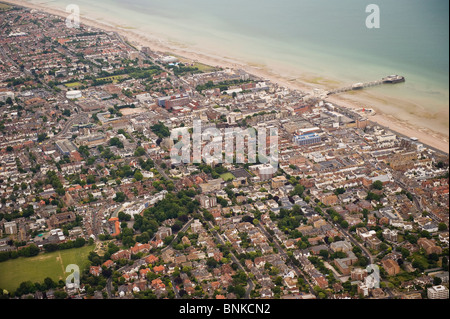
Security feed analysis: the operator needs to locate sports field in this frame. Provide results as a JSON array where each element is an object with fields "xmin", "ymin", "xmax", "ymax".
[
  {"xmin": 0, "ymin": 245, "xmax": 94, "ymax": 293},
  {"xmin": 220, "ymin": 172, "xmax": 235, "ymax": 181}
]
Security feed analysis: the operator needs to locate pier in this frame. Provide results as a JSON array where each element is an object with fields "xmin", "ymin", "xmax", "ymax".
[{"xmin": 327, "ymin": 75, "xmax": 405, "ymax": 95}]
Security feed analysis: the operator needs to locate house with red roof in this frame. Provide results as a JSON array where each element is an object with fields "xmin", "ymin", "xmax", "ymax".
[
  {"xmin": 130, "ymin": 242, "xmax": 150, "ymax": 255},
  {"xmin": 89, "ymin": 266, "xmax": 102, "ymax": 277},
  {"xmin": 145, "ymin": 254, "xmax": 159, "ymax": 264},
  {"xmin": 139, "ymin": 268, "xmax": 151, "ymax": 279},
  {"xmin": 153, "ymin": 265, "xmax": 165, "ymax": 274},
  {"xmin": 102, "ymin": 260, "xmax": 114, "ymax": 268}
]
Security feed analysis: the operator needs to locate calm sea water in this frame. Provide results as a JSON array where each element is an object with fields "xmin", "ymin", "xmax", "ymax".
[{"xmin": 30, "ymin": 0, "xmax": 449, "ymax": 130}]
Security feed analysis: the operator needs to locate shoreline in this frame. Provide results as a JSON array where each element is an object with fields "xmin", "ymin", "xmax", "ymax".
[{"xmin": 2, "ymin": 0, "xmax": 449, "ymax": 154}]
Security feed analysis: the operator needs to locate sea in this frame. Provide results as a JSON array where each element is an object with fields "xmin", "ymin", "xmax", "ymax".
[{"xmin": 27, "ymin": 0, "xmax": 449, "ymax": 135}]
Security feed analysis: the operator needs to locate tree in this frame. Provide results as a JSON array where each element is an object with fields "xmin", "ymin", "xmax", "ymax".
[
  {"xmin": 54, "ymin": 290, "xmax": 68, "ymax": 299},
  {"xmin": 37, "ymin": 133, "xmax": 47, "ymax": 142},
  {"xmin": 74, "ymin": 237, "xmax": 86, "ymax": 248},
  {"xmin": 150, "ymin": 122, "xmax": 170, "ymax": 138},
  {"xmin": 134, "ymin": 170, "xmax": 143, "ymax": 181},
  {"xmin": 372, "ymin": 180, "xmax": 383, "ymax": 190},
  {"xmin": 433, "ymin": 276, "xmax": 442, "ymax": 285},
  {"xmin": 319, "ymin": 250, "xmax": 330, "ymax": 260},
  {"xmin": 340, "ymin": 220, "xmax": 349, "ymax": 229},
  {"xmin": 114, "ymin": 192, "xmax": 126, "ymax": 203},
  {"xmin": 357, "ymin": 256, "xmax": 369, "ymax": 267},
  {"xmin": 438, "ymin": 223, "xmax": 448, "ymax": 231},
  {"xmin": 134, "ymin": 146, "xmax": 146, "ymax": 157},
  {"xmin": 206, "ymin": 258, "xmax": 218, "ymax": 268},
  {"xmin": 118, "ymin": 212, "xmax": 131, "ymax": 221},
  {"xmin": 109, "ymin": 137, "xmax": 124, "ymax": 148},
  {"xmin": 44, "ymin": 277, "xmax": 56, "ymax": 289}
]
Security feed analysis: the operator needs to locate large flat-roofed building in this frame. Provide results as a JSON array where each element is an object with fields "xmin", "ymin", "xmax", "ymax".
[
  {"xmin": 66, "ymin": 90, "xmax": 82, "ymax": 99},
  {"xmin": 76, "ymin": 134, "xmax": 108, "ymax": 148},
  {"xmin": 293, "ymin": 132, "xmax": 321, "ymax": 146},
  {"xmin": 297, "ymin": 127, "xmax": 321, "ymax": 135},
  {"xmin": 55, "ymin": 139, "xmax": 77, "ymax": 156},
  {"xmin": 157, "ymin": 94, "xmax": 190, "ymax": 109},
  {"xmin": 427, "ymin": 285, "xmax": 449, "ymax": 299},
  {"xmin": 199, "ymin": 178, "xmax": 223, "ymax": 193},
  {"xmin": 3, "ymin": 221, "xmax": 18, "ymax": 235}
]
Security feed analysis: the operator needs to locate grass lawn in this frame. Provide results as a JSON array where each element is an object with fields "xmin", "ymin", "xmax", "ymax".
[
  {"xmin": 220, "ymin": 172, "xmax": 235, "ymax": 181},
  {"xmin": 0, "ymin": 245, "xmax": 94, "ymax": 293},
  {"xmin": 64, "ymin": 81, "xmax": 82, "ymax": 88},
  {"xmin": 192, "ymin": 62, "xmax": 219, "ymax": 73}
]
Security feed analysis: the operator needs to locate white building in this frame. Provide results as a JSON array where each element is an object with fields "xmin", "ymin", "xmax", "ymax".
[
  {"xmin": 427, "ymin": 285, "xmax": 449, "ymax": 299},
  {"xmin": 66, "ymin": 90, "xmax": 82, "ymax": 99}
]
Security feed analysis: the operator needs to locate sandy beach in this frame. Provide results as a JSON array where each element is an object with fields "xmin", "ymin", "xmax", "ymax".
[{"xmin": 3, "ymin": 0, "xmax": 449, "ymax": 154}]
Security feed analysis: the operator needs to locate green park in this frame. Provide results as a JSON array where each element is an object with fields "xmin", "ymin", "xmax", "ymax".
[{"xmin": 0, "ymin": 245, "xmax": 94, "ymax": 293}]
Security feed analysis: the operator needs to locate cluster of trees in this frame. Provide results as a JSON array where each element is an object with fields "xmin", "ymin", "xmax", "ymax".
[
  {"xmin": 275, "ymin": 205, "xmax": 307, "ymax": 233},
  {"xmin": 91, "ymin": 78, "xmax": 114, "ymax": 86},
  {"xmin": 150, "ymin": 122, "xmax": 170, "ymax": 139},
  {"xmin": 169, "ymin": 64, "xmax": 202, "ymax": 76},
  {"xmin": 195, "ymin": 79, "xmax": 252, "ymax": 93},
  {"xmin": 109, "ymin": 137, "xmax": 124, "ymax": 149},
  {"xmin": 152, "ymin": 179, "xmax": 174, "ymax": 192},
  {"xmin": 5, "ymin": 277, "xmax": 67, "ymax": 299},
  {"xmin": 193, "ymin": 163, "xmax": 228, "ymax": 179},
  {"xmin": 227, "ymin": 270, "xmax": 248, "ymax": 299},
  {"xmin": 334, "ymin": 187, "xmax": 346, "ymax": 196},
  {"xmin": 138, "ymin": 158, "xmax": 154, "ymax": 171},
  {"xmin": 0, "ymin": 205, "xmax": 34, "ymax": 222},
  {"xmin": 326, "ymin": 208, "xmax": 349, "ymax": 229},
  {"xmin": 43, "ymin": 237, "xmax": 87, "ymax": 253},
  {"xmin": 78, "ymin": 145, "xmax": 90, "ymax": 158},
  {"xmin": 134, "ymin": 146, "xmax": 146, "ymax": 157},
  {"xmin": 133, "ymin": 191, "xmax": 199, "ymax": 239},
  {"xmin": 6, "ymin": 76, "xmax": 32, "ymax": 87},
  {"xmin": 0, "ymin": 244, "xmax": 39, "ymax": 262},
  {"xmin": 128, "ymin": 66, "xmax": 162, "ymax": 80},
  {"xmin": 45, "ymin": 170, "xmax": 65, "ymax": 196},
  {"xmin": 109, "ymin": 164, "xmax": 138, "ymax": 180},
  {"xmin": 308, "ymin": 256, "xmax": 337, "ymax": 285},
  {"xmin": 37, "ymin": 133, "xmax": 47, "ymax": 142},
  {"xmin": 113, "ymin": 192, "xmax": 127, "ymax": 203},
  {"xmin": 350, "ymin": 246, "xmax": 369, "ymax": 267},
  {"xmin": 98, "ymin": 146, "xmax": 120, "ymax": 161}
]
